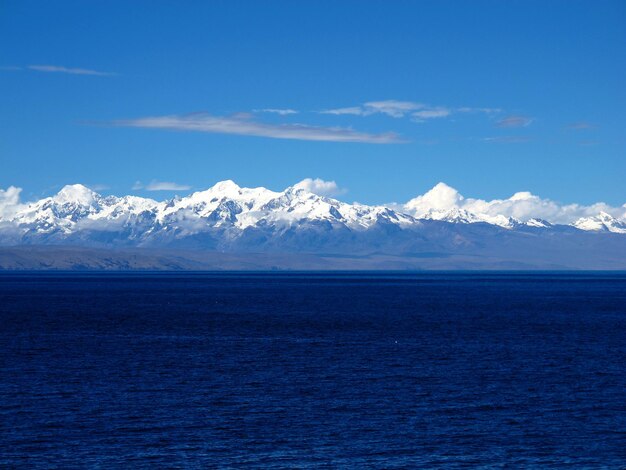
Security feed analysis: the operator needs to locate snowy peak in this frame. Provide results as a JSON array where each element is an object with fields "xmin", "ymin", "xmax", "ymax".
[
  {"xmin": 160, "ymin": 181, "xmax": 281, "ymax": 226},
  {"xmin": 525, "ymin": 218, "xmax": 552, "ymax": 228},
  {"xmin": 185, "ymin": 181, "xmax": 278, "ymax": 207},
  {"xmin": 573, "ymin": 212, "xmax": 626, "ymax": 234},
  {"xmin": 11, "ymin": 184, "xmax": 104, "ymax": 231}
]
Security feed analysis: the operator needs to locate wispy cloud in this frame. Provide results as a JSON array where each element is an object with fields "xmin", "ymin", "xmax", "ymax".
[
  {"xmin": 567, "ymin": 121, "xmax": 594, "ymax": 130},
  {"xmin": 496, "ymin": 115, "xmax": 533, "ymax": 128},
  {"xmin": 112, "ymin": 113, "xmax": 404, "ymax": 144},
  {"xmin": 133, "ymin": 180, "xmax": 192, "ymax": 191},
  {"xmin": 457, "ymin": 107, "xmax": 502, "ymax": 114},
  {"xmin": 321, "ymin": 100, "xmax": 424, "ymax": 118},
  {"xmin": 363, "ymin": 100, "xmax": 424, "ymax": 118},
  {"xmin": 321, "ymin": 100, "xmax": 501, "ymax": 123},
  {"xmin": 483, "ymin": 136, "xmax": 531, "ymax": 143},
  {"xmin": 412, "ymin": 107, "xmax": 451, "ymax": 121},
  {"xmin": 255, "ymin": 108, "xmax": 299, "ymax": 115},
  {"xmin": 88, "ymin": 184, "xmax": 110, "ymax": 191},
  {"xmin": 27, "ymin": 65, "xmax": 115, "ymax": 76},
  {"xmin": 293, "ymin": 178, "xmax": 347, "ymax": 197},
  {"xmin": 319, "ymin": 106, "xmax": 366, "ymax": 116}
]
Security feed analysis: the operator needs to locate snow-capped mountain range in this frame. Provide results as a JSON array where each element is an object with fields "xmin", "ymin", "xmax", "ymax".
[
  {"xmin": 2, "ymin": 180, "xmax": 624, "ymax": 239},
  {"xmin": 2, "ymin": 181, "xmax": 417, "ymax": 241},
  {"xmin": 1, "ymin": 180, "xmax": 625, "ymax": 270}
]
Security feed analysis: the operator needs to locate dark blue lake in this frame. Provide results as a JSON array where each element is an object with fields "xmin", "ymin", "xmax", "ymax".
[{"xmin": 1, "ymin": 272, "xmax": 625, "ymax": 468}]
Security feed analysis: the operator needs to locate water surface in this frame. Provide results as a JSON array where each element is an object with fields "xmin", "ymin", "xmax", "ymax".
[{"xmin": 1, "ymin": 272, "xmax": 625, "ymax": 467}]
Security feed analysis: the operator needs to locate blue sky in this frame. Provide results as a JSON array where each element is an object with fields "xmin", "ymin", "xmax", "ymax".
[{"xmin": 1, "ymin": 0, "xmax": 625, "ymax": 205}]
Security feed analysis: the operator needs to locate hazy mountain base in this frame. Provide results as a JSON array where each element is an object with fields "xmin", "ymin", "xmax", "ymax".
[{"xmin": 1, "ymin": 237, "xmax": 625, "ymax": 271}]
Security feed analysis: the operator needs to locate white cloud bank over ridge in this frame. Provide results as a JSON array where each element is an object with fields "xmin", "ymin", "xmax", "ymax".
[
  {"xmin": 1, "ymin": 180, "xmax": 624, "ymax": 227},
  {"xmin": 403, "ymin": 182, "xmax": 626, "ymax": 225},
  {"xmin": 294, "ymin": 178, "xmax": 347, "ymax": 197},
  {"xmin": 113, "ymin": 113, "xmax": 402, "ymax": 144},
  {"xmin": 0, "ymin": 186, "xmax": 23, "ymax": 218}
]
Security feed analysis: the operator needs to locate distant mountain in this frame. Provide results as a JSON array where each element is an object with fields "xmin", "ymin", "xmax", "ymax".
[
  {"xmin": 572, "ymin": 212, "xmax": 626, "ymax": 234},
  {"xmin": 1, "ymin": 181, "xmax": 625, "ymax": 269}
]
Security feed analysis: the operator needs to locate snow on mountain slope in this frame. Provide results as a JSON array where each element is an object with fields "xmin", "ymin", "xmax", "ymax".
[
  {"xmin": 12, "ymin": 184, "xmax": 104, "ymax": 233},
  {"xmin": 151, "ymin": 180, "xmax": 416, "ymax": 237},
  {"xmin": 573, "ymin": 212, "xmax": 626, "ymax": 234},
  {"xmin": 159, "ymin": 180, "xmax": 279, "ymax": 223},
  {"xmin": 251, "ymin": 186, "xmax": 416, "ymax": 229},
  {"xmin": 418, "ymin": 207, "xmax": 521, "ymax": 228},
  {"xmin": 525, "ymin": 218, "xmax": 552, "ymax": 228},
  {"xmin": 10, "ymin": 184, "xmax": 159, "ymax": 237},
  {"xmin": 1, "ymin": 181, "xmax": 625, "ymax": 251}
]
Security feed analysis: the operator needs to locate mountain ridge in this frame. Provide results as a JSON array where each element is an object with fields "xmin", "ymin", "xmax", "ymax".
[
  {"xmin": 0, "ymin": 181, "xmax": 625, "ymax": 270},
  {"xmin": 3, "ymin": 180, "xmax": 625, "ymax": 236}
]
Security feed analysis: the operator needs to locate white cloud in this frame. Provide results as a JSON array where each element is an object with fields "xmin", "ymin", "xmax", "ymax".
[
  {"xmin": 27, "ymin": 65, "xmax": 114, "ymax": 76},
  {"xmin": 483, "ymin": 136, "xmax": 530, "ymax": 143},
  {"xmin": 321, "ymin": 100, "xmax": 424, "ymax": 118},
  {"xmin": 457, "ymin": 107, "xmax": 502, "ymax": 114},
  {"xmin": 293, "ymin": 178, "xmax": 347, "ymax": 197},
  {"xmin": 362, "ymin": 100, "xmax": 424, "ymax": 118},
  {"xmin": 0, "ymin": 186, "xmax": 25, "ymax": 219},
  {"xmin": 319, "ymin": 106, "xmax": 366, "ymax": 116},
  {"xmin": 567, "ymin": 121, "xmax": 594, "ymax": 130},
  {"xmin": 88, "ymin": 184, "xmax": 110, "ymax": 191},
  {"xmin": 321, "ymin": 100, "xmax": 498, "ymax": 122},
  {"xmin": 255, "ymin": 108, "xmax": 299, "ymax": 115},
  {"xmin": 404, "ymin": 183, "xmax": 463, "ymax": 214},
  {"xmin": 496, "ymin": 115, "xmax": 533, "ymax": 128},
  {"xmin": 403, "ymin": 182, "xmax": 626, "ymax": 224},
  {"xmin": 113, "ymin": 113, "xmax": 404, "ymax": 144},
  {"xmin": 133, "ymin": 180, "xmax": 192, "ymax": 191},
  {"xmin": 412, "ymin": 107, "xmax": 451, "ymax": 121}
]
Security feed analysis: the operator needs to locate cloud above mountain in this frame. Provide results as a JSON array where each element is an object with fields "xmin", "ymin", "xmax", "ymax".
[
  {"xmin": 133, "ymin": 180, "xmax": 192, "ymax": 191},
  {"xmin": 403, "ymin": 182, "xmax": 626, "ymax": 224},
  {"xmin": 0, "ymin": 186, "xmax": 24, "ymax": 218},
  {"xmin": 293, "ymin": 178, "xmax": 347, "ymax": 197}
]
